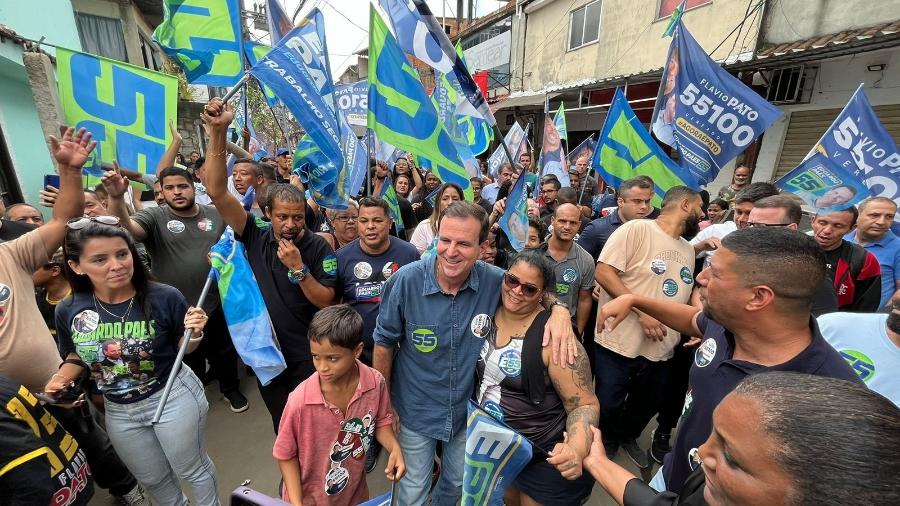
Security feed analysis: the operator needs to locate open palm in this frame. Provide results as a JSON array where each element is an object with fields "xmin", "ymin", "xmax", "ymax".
[{"xmin": 49, "ymin": 127, "xmax": 96, "ymax": 169}]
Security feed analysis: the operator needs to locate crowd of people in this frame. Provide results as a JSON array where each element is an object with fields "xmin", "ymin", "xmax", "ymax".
[{"xmin": 0, "ymin": 97, "xmax": 898, "ymax": 506}]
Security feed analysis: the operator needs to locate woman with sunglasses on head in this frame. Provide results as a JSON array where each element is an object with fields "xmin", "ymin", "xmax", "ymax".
[
  {"xmin": 474, "ymin": 250, "xmax": 599, "ymax": 505},
  {"xmin": 44, "ymin": 217, "xmax": 220, "ymax": 506}
]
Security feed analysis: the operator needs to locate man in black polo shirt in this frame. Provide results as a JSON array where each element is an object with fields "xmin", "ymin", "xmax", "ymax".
[
  {"xmin": 202, "ymin": 98, "xmax": 337, "ymax": 431},
  {"xmin": 598, "ymin": 227, "xmax": 858, "ymax": 493},
  {"xmin": 577, "ymin": 176, "xmax": 656, "ymax": 259}
]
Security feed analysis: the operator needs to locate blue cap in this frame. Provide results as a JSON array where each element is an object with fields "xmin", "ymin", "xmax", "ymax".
[{"xmin": 276, "ymin": 148, "xmax": 290, "ymax": 157}]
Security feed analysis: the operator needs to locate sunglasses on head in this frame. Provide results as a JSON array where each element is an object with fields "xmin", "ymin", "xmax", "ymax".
[
  {"xmin": 66, "ymin": 216, "xmax": 120, "ymax": 230},
  {"xmin": 503, "ymin": 272, "xmax": 541, "ymax": 297}
]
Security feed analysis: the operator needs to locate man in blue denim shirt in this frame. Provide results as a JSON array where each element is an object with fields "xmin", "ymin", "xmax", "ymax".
[{"xmin": 374, "ymin": 202, "xmax": 578, "ymax": 505}]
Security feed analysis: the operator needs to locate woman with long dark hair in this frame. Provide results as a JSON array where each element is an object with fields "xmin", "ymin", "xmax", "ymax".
[
  {"xmin": 44, "ymin": 218, "xmax": 219, "ymax": 506},
  {"xmin": 409, "ymin": 183, "xmax": 464, "ymax": 254}
]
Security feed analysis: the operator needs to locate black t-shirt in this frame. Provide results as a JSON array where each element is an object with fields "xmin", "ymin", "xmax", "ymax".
[
  {"xmin": 0, "ymin": 375, "xmax": 93, "ymax": 505},
  {"xmin": 236, "ymin": 213, "xmax": 337, "ymax": 362},
  {"xmin": 335, "ymin": 237, "xmax": 420, "ymax": 360},
  {"xmin": 55, "ymin": 283, "xmax": 188, "ymax": 403}
]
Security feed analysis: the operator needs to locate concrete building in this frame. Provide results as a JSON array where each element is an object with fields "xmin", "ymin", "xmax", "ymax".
[
  {"xmin": 496, "ymin": 0, "xmax": 900, "ymax": 193},
  {"xmin": 0, "ymin": 0, "xmax": 82, "ymax": 207}
]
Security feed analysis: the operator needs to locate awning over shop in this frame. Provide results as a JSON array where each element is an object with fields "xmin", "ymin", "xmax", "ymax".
[{"xmin": 492, "ymin": 92, "xmax": 561, "ymax": 111}]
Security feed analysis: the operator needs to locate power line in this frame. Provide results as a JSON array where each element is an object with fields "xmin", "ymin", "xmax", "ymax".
[{"xmin": 322, "ymin": 0, "xmax": 367, "ymax": 33}]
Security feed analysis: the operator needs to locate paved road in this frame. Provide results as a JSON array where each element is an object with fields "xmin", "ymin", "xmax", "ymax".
[{"xmin": 91, "ymin": 375, "xmax": 661, "ymax": 505}]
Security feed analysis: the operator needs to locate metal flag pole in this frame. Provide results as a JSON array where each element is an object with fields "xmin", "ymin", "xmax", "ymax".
[
  {"xmin": 221, "ymin": 74, "xmax": 250, "ymax": 103},
  {"xmin": 152, "ymin": 269, "xmax": 216, "ymax": 424}
]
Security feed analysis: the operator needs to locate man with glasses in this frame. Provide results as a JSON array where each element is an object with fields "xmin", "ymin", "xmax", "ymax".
[
  {"xmin": 593, "ymin": 186, "xmax": 702, "ymax": 469},
  {"xmin": 539, "ymin": 177, "xmax": 561, "ymax": 219}
]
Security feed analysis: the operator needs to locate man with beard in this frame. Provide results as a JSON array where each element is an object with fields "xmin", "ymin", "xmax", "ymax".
[
  {"xmin": 818, "ymin": 308, "xmax": 900, "ymax": 407},
  {"xmin": 103, "ymin": 165, "xmax": 249, "ymax": 412},
  {"xmin": 592, "ymin": 186, "xmax": 702, "ymax": 468},
  {"xmin": 539, "ymin": 203, "xmax": 595, "ymax": 336},
  {"xmin": 598, "ymin": 227, "xmax": 859, "ymax": 493},
  {"xmin": 203, "ymin": 98, "xmax": 337, "ymax": 431}
]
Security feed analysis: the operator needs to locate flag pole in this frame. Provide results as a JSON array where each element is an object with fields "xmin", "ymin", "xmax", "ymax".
[
  {"xmin": 152, "ymin": 269, "xmax": 216, "ymax": 424},
  {"xmin": 221, "ymin": 74, "xmax": 250, "ymax": 103},
  {"xmin": 366, "ymin": 129, "xmax": 373, "ymax": 196}
]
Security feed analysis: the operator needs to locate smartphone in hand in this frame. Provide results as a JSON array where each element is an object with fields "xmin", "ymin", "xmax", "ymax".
[{"xmin": 43, "ymin": 174, "xmax": 60, "ymax": 189}]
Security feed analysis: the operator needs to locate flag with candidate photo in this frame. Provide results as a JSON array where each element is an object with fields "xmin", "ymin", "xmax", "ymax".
[
  {"xmin": 499, "ymin": 168, "xmax": 529, "ymax": 252},
  {"xmin": 776, "ymin": 152, "xmax": 870, "ymax": 213}
]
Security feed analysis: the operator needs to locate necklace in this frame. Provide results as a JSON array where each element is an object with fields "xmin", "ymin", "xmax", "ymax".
[
  {"xmin": 45, "ymin": 289, "xmax": 72, "ymax": 306},
  {"xmin": 93, "ymin": 294, "xmax": 135, "ymax": 323}
]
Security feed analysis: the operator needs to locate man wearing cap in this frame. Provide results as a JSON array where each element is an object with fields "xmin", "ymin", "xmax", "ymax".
[{"xmin": 274, "ymin": 148, "xmax": 292, "ymax": 182}]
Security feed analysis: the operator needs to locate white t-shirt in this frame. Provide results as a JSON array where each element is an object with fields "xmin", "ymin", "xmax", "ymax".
[
  {"xmin": 690, "ymin": 221, "xmax": 738, "ymax": 259},
  {"xmin": 817, "ymin": 312, "xmax": 900, "ymax": 407}
]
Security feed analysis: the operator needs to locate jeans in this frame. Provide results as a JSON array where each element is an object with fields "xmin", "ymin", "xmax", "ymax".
[
  {"xmin": 594, "ymin": 345, "xmax": 672, "ymax": 443},
  {"xmin": 104, "ymin": 366, "xmax": 219, "ymax": 506},
  {"xmin": 395, "ymin": 423, "xmax": 465, "ymax": 506},
  {"xmin": 258, "ymin": 359, "xmax": 316, "ymax": 433},
  {"xmin": 46, "ymin": 403, "xmax": 138, "ymax": 496},
  {"xmin": 184, "ymin": 307, "xmax": 240, "ymax": 394}
]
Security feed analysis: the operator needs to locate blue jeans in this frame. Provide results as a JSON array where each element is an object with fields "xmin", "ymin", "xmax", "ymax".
[
  {"xmin": 104, "ymin": 366, "xmax": 220, "ymax": 506},
  {"xmin": 396, "ymin": 422, "xmax": 466, "ymax": 506}
]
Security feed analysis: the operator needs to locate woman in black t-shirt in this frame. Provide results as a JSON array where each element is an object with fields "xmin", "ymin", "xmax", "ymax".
[
  {"xmin": 474, "ymin": 250, "xmax": 599, "ymax": 505},
  {"xmin": 44, "ymin": 218, "xmax": 220, "ymax": 506}
]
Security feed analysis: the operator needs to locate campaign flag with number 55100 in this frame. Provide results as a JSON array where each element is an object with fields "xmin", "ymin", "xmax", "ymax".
[
  {"xmin": 652, "ymin": 19, "xmax": 781, "ymax": 184},
  {"xmin": 57, "ymin": 48, "xmax": 177, "ymax": 176},
  {"xmin": 807, "ymin": 84, "xmax": 900, "ymax": 211}
]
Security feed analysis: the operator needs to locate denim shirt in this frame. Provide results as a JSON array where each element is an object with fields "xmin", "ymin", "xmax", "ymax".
[{"xmin": 373, "ymin": 257, "xmax": 504, "ymax": 441}]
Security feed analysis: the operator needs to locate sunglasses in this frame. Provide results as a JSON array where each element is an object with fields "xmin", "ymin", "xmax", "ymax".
[
  {"xmin": 746, "ymin": 221, "xmax": 791, "ymax": 228},
  {"xmin": 66, "ymin": 216, "xmax": 120, "ymax": 229},
  {"xmin": 503, "ymin": 272, "xmax": 541, "ymax": 297}
]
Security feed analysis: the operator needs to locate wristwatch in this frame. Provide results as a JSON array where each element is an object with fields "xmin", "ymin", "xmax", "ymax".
[{"xmin": 287, "ymin": 265, "xmax": 309, "ymax": 284}]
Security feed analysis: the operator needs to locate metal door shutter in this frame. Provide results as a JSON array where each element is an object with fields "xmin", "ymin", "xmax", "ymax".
[{"xmin": 772, "ymin": 103, "xmax": 900, "ymax": 181}]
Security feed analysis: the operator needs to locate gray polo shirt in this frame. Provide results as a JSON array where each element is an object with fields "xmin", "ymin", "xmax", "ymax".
[
  {"xmin": 133, "ymin": 204, "xmax": 225, "ymax": 312},
  {"xmin": 539, "ymin": 241, "xmax": 595, "ymax": 319}
]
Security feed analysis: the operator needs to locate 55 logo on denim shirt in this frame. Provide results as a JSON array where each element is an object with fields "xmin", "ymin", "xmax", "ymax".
[{"xmin": 411, "ymin": 328, "xmax": 438, "ymax": 353}]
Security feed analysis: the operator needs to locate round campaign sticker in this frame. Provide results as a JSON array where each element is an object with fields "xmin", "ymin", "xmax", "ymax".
[
  {"xmin": 680, "ymin": 267, "xmax": 694, "ymax": 285},
  {"xmin": 353, "ymin": 261, "xmax": 373, "ymax": 280},
  {"xmin": 470, "ymin": 313, "xmax": 492, "ymax": 338},
  {"xmin": 695, "ymin": 338, "xmax": 717, "ymax": 368},
  {"xmin": 498, "ymin": 349, "xmax": 522, "ymax": 378},
  {"xmin": 72, "ymin": 309, "xmax": 100, "ymax": 334},
  {"xmin": 562, "ymin": 268, "xmax": 577, "ymax": 283},
  {"xmin": 662, "ymin": 279, "xmax": 679, "ymax": 297},
  {"xmin": 166, "ymin": 220, "xmax": 185, "ymax": 234},
  {"xmin": 0, "ymin": 283, "xmax": 10, "ymax": 303},
  {"xmin": 840, "ymin": 349, "xmax": 875, "ymax": 383},
  {"xmin": 482, "ymin": 400, "xmax": 504, "ymax": 422},
  {"xmin": 324, "ymin": 466, "xmax": 349, "ymax": 496},
  {"xmin": 382, "ymin": 262, "xmax": 399, "ymax": 280},
  {"xmin": 650, "ymin": 259, "xmax": 667, "ymax": 275},
  {"xmin": 412, "ymin": 328, "xmax": 438, "ymax": 353},
  {"xmin": 197, "ymin": 218, "xmax": 214, "ymax": 232}
]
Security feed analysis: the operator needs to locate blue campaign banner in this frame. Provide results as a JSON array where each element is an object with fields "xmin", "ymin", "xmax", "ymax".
[
  {"xmin": 498, "ymin": 167, "xmax": 529, "ymax": 252},
  {"xmin": 463, "ymin": 401, "xmax": 532, "ymax": 505},
  {"xmin": 651, "ymin": 19, "xmax": 782, "ymax": 184},
  {"xmin": 539, "ymin": 114, "xmax": 569, "ymax": 187},
  {"xmin": 776, "ymin": 153, "xmax": 871, "ymax": 213},
  {"xmin": 810, "ymin": 85, "xmax": 900, "ymax": 210},
  {"xmin": 358, "ymin": 492, "xmax": 392, "ymax": 506},
  {"xmin": 567, "ymin": 135, "xmax": 597, "ymax": 165},
  {"xmin": 487, "ymin": 122, "xmax": 527, "ymax": 178},
  {"xmin": 335, "ymin": 80, "xmax": 369, "ymax": 126},
  {"xmin": 249, "ymin": 9, "xmax": 342, "ymax": 168},
  {"xmin": 243, "ymin": 40, "xmax": 279, "ymax": 107}
]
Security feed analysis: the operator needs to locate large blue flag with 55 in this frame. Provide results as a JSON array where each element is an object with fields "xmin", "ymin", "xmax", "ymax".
[
  {"xmin": 651, "ymin": 19, "xmax": 782, "ymax": 184},
  {"xmin": 808, "ymin": 84, "xmax": 900, "ymax": 211}
]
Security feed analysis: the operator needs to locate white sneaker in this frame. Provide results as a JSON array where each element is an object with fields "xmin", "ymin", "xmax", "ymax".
[{"xmin": 118, "ymin": 484, "xmax": 148, "ymax": 505}]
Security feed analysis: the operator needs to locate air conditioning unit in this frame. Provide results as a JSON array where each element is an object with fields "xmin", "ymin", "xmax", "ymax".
[{"xmin": 765, "ymin": 65, "xmax": 817, "ymax": 104}]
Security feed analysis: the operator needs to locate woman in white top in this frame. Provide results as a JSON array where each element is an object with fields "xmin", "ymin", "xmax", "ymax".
[{"xmin": 410, "ymin": 183, "xmax": 464, "ymax": 254}]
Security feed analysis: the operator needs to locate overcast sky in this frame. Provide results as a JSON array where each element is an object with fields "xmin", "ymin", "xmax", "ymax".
[{"xmin": 244, "ymin": 0, "xmax": 509, "ymax": 77}]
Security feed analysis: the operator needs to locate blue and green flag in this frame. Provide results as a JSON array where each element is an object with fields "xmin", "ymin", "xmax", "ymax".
[
  {"xmin": 57, "ymin": 47, "xmax": 178, "ymax": 176},
  {"xmin": 368, "ymin": 5, "xmax": 473, "ymax": 199},
  {"xmin": 153, "ymin": 0, "xmax": 243, "ymax": 86},
  {"xmin": 463, "ymin": 401, "xmax": 532, "ymax": 505},
  {"xmin": 553, "ymin": 102, "xmax": 568, "ymax": 143},
  {"xmin": 242, "ymin": 40, "xmax": 279, "ymax": 106},
  {"xmin": 595, "ymin": 89, "xmax": 697, "ymax": 207},
  {"xmin": 379, "ymin": 177, "xmax": 405, "ymax": 233},
  {"xmin": 663, "ymin": 0, "xmax": 687, "ymax": 37}
]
